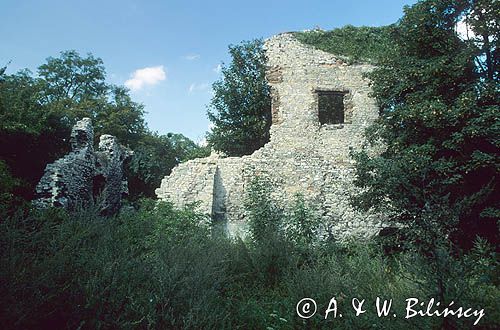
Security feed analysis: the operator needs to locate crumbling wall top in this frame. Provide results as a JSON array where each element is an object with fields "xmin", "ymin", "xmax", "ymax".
[
  {"xmin": 264, "ymin": 33, "xmax": 351, "ymax": 69},
  {"xmin": 34, "ymin": 118, "xmax": 131, "ymax": 215},
  {"xmin": 70, "ymin": 117, "xmax": 94, "ymax": 151}
]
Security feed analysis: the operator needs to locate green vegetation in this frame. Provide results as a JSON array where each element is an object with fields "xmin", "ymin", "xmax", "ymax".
[
  {"xmin": 0, "ymin": 0, "xmax": 498, "ymax": 328},
  {"xmin": 348, "ymin": 4, "xmax": 500, "ymax": 324},
  {"xmin": 352, "ymin": 0, "xmax": 499, "ymax": 251},
  {"xmin": 0, "ymin": 51, "xmax": 209, "ymax": 206},
  {"xmin": 207, "ymin": 39, "xmax": 271, "ymax": 156},
  {"xmin": 127, "ymin": 132, "xmax": 210, "ymax": 198},
  {"xmin": 1, "ymin": 180, "xmax": 498, "ymax": 329},
  {"xmin": 205, "ymin": 24, "xmax": 391, "ymax": 154},
  {"xmin": 294, "ymin": 25, "xmax": 393, "ymax": 63}
]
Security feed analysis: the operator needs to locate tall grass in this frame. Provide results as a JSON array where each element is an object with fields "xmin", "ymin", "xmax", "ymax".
[{"xmin": 0, "ymin": 190, "xmax": 498, "ymax": 329}]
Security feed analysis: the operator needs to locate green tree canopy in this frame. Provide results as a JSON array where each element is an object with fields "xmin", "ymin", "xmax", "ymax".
[
  {"xmin": 352, "ymin": 0, "xmax": 499, "ymax": 250},
  {"xmin": 126, "ymin": 132, "xmax": 210, "ymax": 200},
  {"xmin": 207, "ymin": 39, "xmax": 271, "ymax": 156},
  {"xmin": 38, "ymin": 50, "xmax": 107, "ymax": 103},
  {"xmin": 94, "ymin": 86, "xmax": 146, "ymax": 148},
  {"xmin": 0, "ymin": 51, "xmax": 207, "ymax": 202}
]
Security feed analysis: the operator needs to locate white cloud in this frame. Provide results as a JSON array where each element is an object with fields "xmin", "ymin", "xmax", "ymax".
[
  {"xmin": 183, "ymin": 54, "xmax": 200, "ymax": 61},
  {"xmin": 213, "ymin": 64, "xmax": 222, "ymax": 73},
  {"xmin": 188, "ymin": 82, "xmax": 209, "ymax": 94},
  {"xmin": 125, "ymin": 65, "xmax": 166, "ymax": 91}
]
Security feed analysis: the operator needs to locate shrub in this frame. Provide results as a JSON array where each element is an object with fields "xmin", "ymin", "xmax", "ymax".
[
  {"xmin": 244, "ymin": 176, "xmax": 285, "ymax": 243},
  {"xmin": 0, "ymin": 198, "xmax": 498, "ymax": 329},
  {"xmin": 294, "ymin": 25, "xmax": 393, "ymax": 64}
]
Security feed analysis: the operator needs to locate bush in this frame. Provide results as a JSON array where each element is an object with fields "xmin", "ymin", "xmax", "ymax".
[
  {"xmin": 294, "ymin": 25, "xmax": 393, "ymax": 64},
  {"xmin": 0, "ymin": 202, "xmax": 224, "ymax": 329},
  {"xmin": 244, "ymin": 176, "xmax": 285, "ymax": 243},
  {"xmin": 0, "ymin": 197, "xmax": 498, "ymax": 329}
]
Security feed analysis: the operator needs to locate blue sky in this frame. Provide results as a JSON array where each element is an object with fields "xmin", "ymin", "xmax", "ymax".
[{"xmin": 1, "ymin": 0, "xmax": 416, "ymax": 142}]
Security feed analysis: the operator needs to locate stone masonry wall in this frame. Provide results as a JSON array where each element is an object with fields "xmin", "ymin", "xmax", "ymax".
[
  {"xmin": 156, "ymin": 33, "xmax": 383, "ymax": 240},
  {"xmin": 34, "ymin": 118, "xmax": 132, "ymax": 215},
  {"xmin": 95, "ymin": 134, "xmax": 133, "ymax": 215},
  {"xmin": 34, "ymin": 118, "xmax": 96, "ymax": 209}
]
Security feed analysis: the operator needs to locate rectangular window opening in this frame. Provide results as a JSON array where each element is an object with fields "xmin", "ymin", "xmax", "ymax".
[{"xmin": 318, "ymin": 91, "xmax": 346, "ymax": 125}]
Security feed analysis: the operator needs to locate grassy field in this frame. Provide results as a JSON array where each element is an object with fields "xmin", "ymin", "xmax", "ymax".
[{"xmin": 1, "ymin": 195, "xmax": 498, "ymax": 329}]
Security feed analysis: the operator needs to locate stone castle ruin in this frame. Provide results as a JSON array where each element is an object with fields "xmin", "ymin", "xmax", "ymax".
[
  {"xmin": 34, "ymin": 118, "xmax": 132, "ymax": 215},
  {"xmin": 156, "ymin": 33, "xmax": 384, "ymax": 239}
]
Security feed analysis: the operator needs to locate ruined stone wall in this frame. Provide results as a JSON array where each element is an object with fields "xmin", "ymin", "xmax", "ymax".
[
  {"xmin": 156, "ymin": 155, "xmax": 218, "ymax": 213},
  {"xmin": 155, "ymin": 33, "xmax": 383, "ymax": 240},
  {"xmin": 34, "ymin": 118, "xmax": 96, "ymax": 209},
  {"xmin": 34, "ymin": 118, "xmax": 132, "ymax": 215},
  {"xmin": 95, "ymin": 135, "xmax": 133, "ymax": 215}
]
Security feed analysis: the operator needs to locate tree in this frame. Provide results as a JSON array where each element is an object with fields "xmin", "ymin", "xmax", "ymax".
[
  {"xmin": 207, "ymin": 39, "xmax": 271, "ymax": 156},
  {"xmin": 168, "ymin": 133, "xmax": 210, "ymax": 162},
  {"xmin": 462, "ymin": 0, "xmax": 499, "ymax": 82},
  {"xmin": 38, "ymin": 50, "xmax": 107, "ymax": 104},
  {"xmin": 0, "ymin": 69, "xmax": 48, "ymax": 134},
  {"xmin": 0, "ymin": 69, "xmax": 68, "ymax": 200},
  {"xmin": 94, "ymin": 86, "xmax": 146, "ymax": 148},
  {"xmin": 0, "ymin": 51, "xmax": 148, "ymax": 199},
  {"xmin": 352, "ymin": 0, "xmax": 499, "ymax": 250},
  {"xmin": 126, "ymin": 132, "xmax": 210, "ymax": 200},
  {"xmin": 36, "ymin": 50, "xmax": 148, "ymax": 145},
  {"xmin": 127, "ymin": 133, "xmax": 176, "ymax": 199},
  {"xmin": 1, "ymin": 50, "xmax": 210, "ymax": 203}
]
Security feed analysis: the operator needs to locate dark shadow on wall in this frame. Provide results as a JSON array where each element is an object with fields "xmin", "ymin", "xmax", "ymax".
[{"xmin": 211, "ymin": 167, "xmax": 227, "ymax": 234}]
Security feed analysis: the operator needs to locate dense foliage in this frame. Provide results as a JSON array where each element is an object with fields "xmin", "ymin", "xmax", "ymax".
[
  {"xmin": 0, "ymin": 1, "xmax": 498, "ymax": 328},
  {"xmin": 207, "ymin": 39, "xmax": 271, "ymax": 156},
  {"xmin": 0, "ymin": 51, "xmax": 208, "ymax": 205},
  {"xmin": 1, "ymin": 181, "xmax": 498, "ymax": 329},
  {"xmin": 294, "ymin": 25, "xmax": 393, "ymax": 63},
  {"xmin": 352, "ymin": 0, "xmax": 499, "ymax": 250}
]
